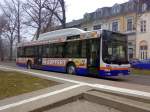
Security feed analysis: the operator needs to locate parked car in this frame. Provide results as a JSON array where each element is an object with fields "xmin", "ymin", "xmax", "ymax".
[
  {"xmin": 131, "ymin": 59, "xmax": 150, "ymax": 70},
  {"xmin": 129, "ymin": 59, "xmax": 140, "ymax": 68}
]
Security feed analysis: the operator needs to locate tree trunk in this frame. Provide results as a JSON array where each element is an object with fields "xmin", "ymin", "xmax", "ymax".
[
  {"xmin": 9, "ymin": 36, "xmax": 13, "ymax": 61},
  {"xmin": 9, "ymin": 43, "xmax": 13, "ymax": 61},
  {"xmin": 17, "ymin": 14, "xmax": 21, "ymax": 43},
  {"xmin": 0, "ymin": 36, "xmax": 3, "ymax": 61},
  {"xmin": 60, "ymin": 0, "xmax": 66, "ymax": 28},
  {"xmin": 36, "ymin": 22, "xmax": 42, "ymax": 40},
  {"xmin": 36, "ymin": 6, "xmax": 42, "ymax": 40},
  {"xmin": 17, "ymin": 0, "xmax": 21, "ymax": 43}
]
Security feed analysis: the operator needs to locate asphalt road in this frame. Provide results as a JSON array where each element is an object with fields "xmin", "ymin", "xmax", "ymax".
[{"xmin": 0, "ymin": 61, "xmax": 150, "ymax": 92}]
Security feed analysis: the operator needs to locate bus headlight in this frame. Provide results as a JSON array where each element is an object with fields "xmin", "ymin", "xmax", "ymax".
[{"xmin": 105, "ymin": 69, "xmax": 111, "ymax": 72}]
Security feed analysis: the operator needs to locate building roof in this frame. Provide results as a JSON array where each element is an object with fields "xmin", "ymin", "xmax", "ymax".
[
  {"xmin": 66, "ymin": 19, "xmax": 83, "ymax": 28},
  {"xmin": 83, "ymin": 0, "xmax": 150, "ymax": 22}
]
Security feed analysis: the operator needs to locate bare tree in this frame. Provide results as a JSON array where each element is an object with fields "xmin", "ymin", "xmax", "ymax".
[
  {"xmin": 45, "ymin": 0, "xmax": 66, "ymax": 29},
  {"xmin": 58, "ymin": 0, "xmax": 66, "ymax": 28},
  {"xmin": 23, "ymin": 0, "xmax": 66, "ymax": 40},
  {"xmin": 0, "ymin": 0, "xmax": 18, "ymax": 60},
  {"xmin": 39, "ymin": 0, "xmax": 62, "ymax": 33},
  {"xmin": 41, "ymin": 0, "xmax": 58, "ymax": 33},
  {"xmin": 0, "ymin": 14, "xmax": 7, "ymax": 61},
  {"xmin": 11, "ymin": 0, "xmax": 23, "ymax": 43},
  {"xmin": 23, "ymin": 0, "xmax": 48, "ymax": 40}
]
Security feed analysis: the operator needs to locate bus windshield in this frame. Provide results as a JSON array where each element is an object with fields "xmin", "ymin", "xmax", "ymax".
[{"xmin": 102, "ymin": 31, "xmax": 128, "ymax": 64}]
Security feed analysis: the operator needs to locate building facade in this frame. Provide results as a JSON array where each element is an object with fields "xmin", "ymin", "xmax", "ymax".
[
  {"xmin": 136, "ymin": 12, "xmax": 150, "ymax": 59},
  {"xmin": 66, "ymin": 0, "xmax": 150, "ymax": 60}
]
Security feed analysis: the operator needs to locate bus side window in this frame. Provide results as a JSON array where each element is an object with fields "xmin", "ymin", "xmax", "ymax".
[
  {"xmin": 52, "ymin": 43, "xmax": 64, "ymax": 58},
  {"xmin": 49, "ymin": 44, "xmax": 53, "ymax": 58},
  {"xmin": 57, "ymin": 43, "xmax": 64, "ymax": 58},
  {"xmin": 38, "ymin": 46, "xmax": 43, "ymax": 57},
  {"xmin": 65, "ymin": 42, "xmax": 72, "ymax": 58},
  {"xmin": 25, "ymin": 46, "xmax": 34, "ymax": 57},
  {"xmin": 18, "ymin": 47, "xmax": 25, "ymax": 57},
  {"xmin": 53, "ymin": 44, "xmax": 57, "ymax": 58},
  {"xmin": 81, "ymin": 40, "xmax": 86, "ymax": 58},
  {"xmin": 22, "ymin": 48, "xmax": 25, "ymax": 57},
  {"xmin": 65, "ymin": 41, "xmax": 81, "ymax": 58},
  {"xmin": 43, "ymin": 45, "xmax": 49, "ymax": 58},
  {"xmin": 72, "ymin": 41, "xmax": 80, "ymax": 58},
  {"xmin": 34, "ymin": 46, "xmax": 38, "ymax": 57}
]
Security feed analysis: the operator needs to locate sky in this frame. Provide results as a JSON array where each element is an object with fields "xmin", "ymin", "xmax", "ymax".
[{"xmin": 65, "ymin": 0, "xmax": 129, "ymax": 22}]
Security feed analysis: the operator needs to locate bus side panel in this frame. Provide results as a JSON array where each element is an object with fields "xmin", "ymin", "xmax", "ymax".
[
  {"xmin": 36, "ymin": 64, "xmax": 88, "ymax": 75},
  {"xmin": 16, "ymin": 57, "xmax": 34, "ymax": 68},
  {"xmin": 16, "ymin": 63, "xmax": 27, "ymax": 68},
  {"xmin": 76, "ymin": 68, "xmax": 88, "ymax": 76},
  {"xmin": 41, "ymin": 65, "xmax": 66, "ymax": 72},
  {"xmin": 72, "ymin": 58, "xmax": 88, "ymax": 75}
]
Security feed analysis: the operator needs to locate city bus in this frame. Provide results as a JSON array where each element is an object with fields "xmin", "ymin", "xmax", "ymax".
[{"xmin": 16, "ymin": 28, "xmax": 130, "ymax": 77}]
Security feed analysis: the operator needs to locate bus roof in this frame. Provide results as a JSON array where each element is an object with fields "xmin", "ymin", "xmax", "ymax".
[
  {"xmin": 19, "ymin": 29, "xmax": 121, "ymax": 47},
  {"xmin": 38, "ymin": 28, "xmax": 86, "ymax": 41}
]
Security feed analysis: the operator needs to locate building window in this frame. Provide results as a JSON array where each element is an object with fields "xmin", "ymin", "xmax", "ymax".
[
  {"xmin": 128, "ymin": 1, "xmax": 135, "ymax": 10},
  {"xmin": 140, "ymin": 20, "xmax": 146, "ymax": 32},
  {"xmin": 139, "ymin": 41, "xmax": 148, "ymax": 60},
  {"xmin": 112, "ymin": 4, "xmax": 121, "ymax": 14},
  {"xmin": 96, "ymin": 8, "xmax": 103, "ymax": 17},
  {"xmin": 112, "ymin": 21, "xmax": 118, "ymax": 32},
  {"xmin": 127, "ymin": 18, "xmax": 133, "ymax": 31},
  {"xmin": 93, "ymin": 24, "xmax": 101, "ymax": 30}
]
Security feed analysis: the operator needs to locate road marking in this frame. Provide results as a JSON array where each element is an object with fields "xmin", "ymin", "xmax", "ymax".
[
  {"xmin": 0, "ymin": 65, "xmax": 150, "ymax": 110},
  {"xmin": 0, "ymin": 84, "xmax": 83, "ymax": 111}
]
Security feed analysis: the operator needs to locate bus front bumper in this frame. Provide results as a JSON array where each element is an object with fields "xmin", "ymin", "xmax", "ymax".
[{"xmin": 98, "ymin": 70, "xmax": 130, "ymax": 77}]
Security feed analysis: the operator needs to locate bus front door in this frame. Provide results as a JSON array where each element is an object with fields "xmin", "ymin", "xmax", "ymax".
[{"xmin": 87, "ymin": 38, "xmax": 100, "ymax": 75}]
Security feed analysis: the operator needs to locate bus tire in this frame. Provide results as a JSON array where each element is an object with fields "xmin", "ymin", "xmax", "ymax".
[
  {"xmin": 27, "ymin": 61, "xmax": 32, "ymax": 69},
  {"xmin": 67, "ymin": 63, "xmax": 76, "ymax": 75}
]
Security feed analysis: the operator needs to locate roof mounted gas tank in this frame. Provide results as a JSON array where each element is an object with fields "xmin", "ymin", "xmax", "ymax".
[{"xmin": 38, "ymin": 28, "xmax": 85, "ymax": 41}]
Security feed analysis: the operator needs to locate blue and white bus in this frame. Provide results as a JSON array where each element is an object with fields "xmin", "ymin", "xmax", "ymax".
[{"xmin": 17, "ymin": 28, "xmax": 130, "ymax": 77}]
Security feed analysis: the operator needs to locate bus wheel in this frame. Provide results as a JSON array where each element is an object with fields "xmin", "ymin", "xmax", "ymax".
[
  {"xmin": 67, "ymin": 64, "xmax": 76, "ymax": 75},
  {"xmin": 27, "ymin": 61, "xmax": 32, "ymax": 69}
]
